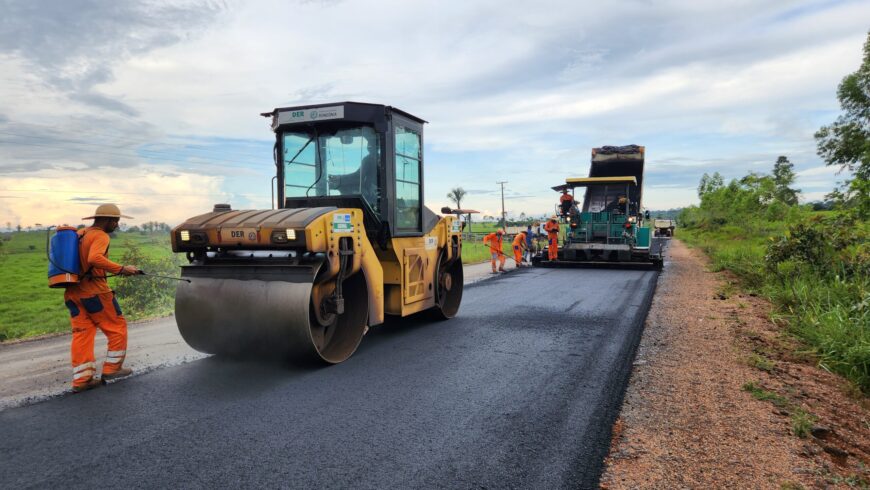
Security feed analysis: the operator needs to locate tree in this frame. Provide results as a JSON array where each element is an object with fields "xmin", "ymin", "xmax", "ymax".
[
  {"xmin": 446, "ymin": 187, "xmax": 467, "ymax": 210},
  {"xmin": 697, "ymin": 172, "xmax": 724, "ymax": 198},
  {"xmin": 772, "ymin": 156, "xmax": 799, "ymax": 205},
  {"xmin": 15, "ymin": 224, "xmax": 21, "ymax": 232},
  {"xmin": 5, "ymin": 221, "xmax": 10, "ymax": 232},
  {"xmin": 815, "ymin": 31, "xmax": 870, "ymax": 217}
]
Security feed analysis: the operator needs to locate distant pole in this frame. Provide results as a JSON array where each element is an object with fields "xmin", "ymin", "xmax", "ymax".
[
  {"xmin": 466, "ymin": 212, "xmax": 471, "ymax": 240},
  {"xmin": 497, "ymin": 181, "xmax": 507, "ymax": 230}
]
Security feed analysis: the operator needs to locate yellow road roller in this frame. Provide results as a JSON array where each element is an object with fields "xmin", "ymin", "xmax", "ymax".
[{"xmin": 171, "ymin": 102, "xmax": 463, "ymax": 363}]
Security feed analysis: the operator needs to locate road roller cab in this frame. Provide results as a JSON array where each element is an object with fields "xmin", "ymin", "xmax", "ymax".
[{"xmin": 171, "ymin": 102, "xmax": 464, "ymax": 364}]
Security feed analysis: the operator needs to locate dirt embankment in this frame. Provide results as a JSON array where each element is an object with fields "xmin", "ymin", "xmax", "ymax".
[{"xmin": 600, "ymin": 240, "xmax": 869, "ymax": 489}]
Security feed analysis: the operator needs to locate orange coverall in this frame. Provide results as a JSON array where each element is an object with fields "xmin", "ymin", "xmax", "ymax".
[
  {"xmin": 512, "ymin": 232, "xmax": 527, "ymax": 266},
  {"xmin": 64, "ymin": 228, "xmax": 128, "ymax": 389},
  {"xmin": 544, "ymin": 220, "xmax": 560, "ymax": 260},
  {"xmin": 483, "ymin": 232, "xmax": 506, "ymax": 272}
]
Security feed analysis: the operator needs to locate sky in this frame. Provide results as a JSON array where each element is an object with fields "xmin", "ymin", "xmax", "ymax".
[{"xmin": 0, "ymin": 0, "xmax": 868, "ymax": 227}]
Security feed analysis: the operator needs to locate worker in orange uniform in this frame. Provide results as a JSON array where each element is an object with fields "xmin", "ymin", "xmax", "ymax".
[
  {"xmin": 483, "ymin": 229, "xmax": 506, "ymax": 273},
  {"xmin": 559, "ymin": 189, "xmax": 574, "ymax": 218},
  {"xmin": 512, "ymin": 230, "xmax": 527, "ymax": 268},
  {"xmin": 65, "ymin": 204, "xmax": 140, "ymax": 393},
  {"xmin": 544, "ymin": 216, "xmax": 560, "ymax": 261}
]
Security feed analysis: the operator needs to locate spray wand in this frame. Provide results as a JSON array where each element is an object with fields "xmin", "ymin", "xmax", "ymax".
[{"xmin": 135, "ymin": 270, "xmax": 191, "ymax": 283}]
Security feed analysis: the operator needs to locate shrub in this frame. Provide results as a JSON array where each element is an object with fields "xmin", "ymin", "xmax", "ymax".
[{"xmin": 113, "ymin": 241, "xmax": 182, "ymax": 319}]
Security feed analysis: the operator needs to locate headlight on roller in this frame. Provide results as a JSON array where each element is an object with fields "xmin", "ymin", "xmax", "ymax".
[
  {"xmin": 180, "ymin": 230, "xmax": 191, "ymax": 241},
  {"xmin": 271, "ymin": 229, "xmax": 298, "ymax": 244}
]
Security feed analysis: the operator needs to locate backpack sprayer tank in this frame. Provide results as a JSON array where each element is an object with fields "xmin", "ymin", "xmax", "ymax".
[{"xmin": 47, "ymin": 226, "xmax": 82, "ymax": 288}]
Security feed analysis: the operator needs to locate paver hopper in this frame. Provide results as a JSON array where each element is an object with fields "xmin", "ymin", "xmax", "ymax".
[{"xmin": 171, "ymin": 102, "xmax": 463, "ymax": 363}]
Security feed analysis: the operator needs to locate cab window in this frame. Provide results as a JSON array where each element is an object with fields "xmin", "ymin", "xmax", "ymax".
[{"xmin": 395, "ymin": 124, "xmax": 421, "ymax": 231}]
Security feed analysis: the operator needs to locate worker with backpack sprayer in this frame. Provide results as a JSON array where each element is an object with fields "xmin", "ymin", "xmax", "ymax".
[{"xmin": 57, "ymin": 204, "xmax": 140, "ymax": 393}]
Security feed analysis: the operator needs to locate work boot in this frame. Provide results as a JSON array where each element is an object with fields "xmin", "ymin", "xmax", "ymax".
[
  {"xmin": 72, "ymin": 378, "xmax": 103, "ymax": 393},
  {"xmin": 102, "ymin": 367, "xmax": 133, "ymax": 381},
  {"xmin": 498, "ymin": 267, "xmax": 506, "ymax": 272}
]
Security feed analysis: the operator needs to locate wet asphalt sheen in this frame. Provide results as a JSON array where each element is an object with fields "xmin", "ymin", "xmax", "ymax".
[{"xmin": 0, "ymin": 266, "xmax": 657, "ymax": 489}]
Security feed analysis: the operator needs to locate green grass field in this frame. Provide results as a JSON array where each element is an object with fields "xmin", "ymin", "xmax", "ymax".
[
  {"xmin": 0, "ymin": 231, "xmax": 177, "ymax": 341},
  {"xmin": 461, "ymin": 240, "xmax": 518, "ymax": 264}
]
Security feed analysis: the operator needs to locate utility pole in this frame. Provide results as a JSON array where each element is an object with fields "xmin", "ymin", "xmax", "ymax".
[{"xmin": 496, "ymin": 181, "xmax": 508, "ymax": 230}]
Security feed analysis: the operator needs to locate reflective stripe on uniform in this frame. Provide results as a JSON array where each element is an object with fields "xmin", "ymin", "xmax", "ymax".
[
  {"xmin": 105, "ymin": 350, "xmax": 126, "ymax": 364},
  {"xmin": 73, "ymin": 362, "xmax": 96, "ymax": 374},
  {"xmin": 73, "ymin": 370, "xmax": 95, "ymax": 380}
]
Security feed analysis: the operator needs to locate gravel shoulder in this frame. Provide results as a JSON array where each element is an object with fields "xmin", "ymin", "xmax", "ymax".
[{"xmin": 599, "ymin": 239, "xmax": 869, "ymax": 489}]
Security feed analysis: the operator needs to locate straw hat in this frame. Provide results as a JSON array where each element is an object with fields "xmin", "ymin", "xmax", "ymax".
[{"xmin": 82, "ymin": 203, "xmax": 133, "ymax": 220}]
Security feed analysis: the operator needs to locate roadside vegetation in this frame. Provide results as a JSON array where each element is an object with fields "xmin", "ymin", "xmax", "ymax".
[
  {"xmin": 0, "ymin": 226, "xmax": 519, "ymax": 341},
  {"xmin": 0, "ymin": 230, "xmax": 180, "ymax": 341},
  {"xmin": 679, "ymin": 33, "xmax": 870, "ymax": 392}
]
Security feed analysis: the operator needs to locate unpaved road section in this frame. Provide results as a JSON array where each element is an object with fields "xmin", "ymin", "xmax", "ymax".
[
  {"xmin": 0, "ymin": 262, "xmax": 498, "ymax": 411},
  {"xmin": 600, "ymin": 240, "xmax": 869, "ymax": 489},
  {"xmin": 0, "ymin": 265, "xmax": 656, "ymax": 489}
]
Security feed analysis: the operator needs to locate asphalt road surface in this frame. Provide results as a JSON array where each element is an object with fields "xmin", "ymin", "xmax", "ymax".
[
  {"xmin": 0, "ymin": 261, "xmax": 497, "ymax": 411},
  {"xmin": 0, "ymin": 266, "xmax": 657, "ymax": 489}
]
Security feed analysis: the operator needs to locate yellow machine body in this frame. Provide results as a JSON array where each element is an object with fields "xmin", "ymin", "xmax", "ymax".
[{"xmin": 171, "ymin": 102, "xmax": 464, "ymax": 364}]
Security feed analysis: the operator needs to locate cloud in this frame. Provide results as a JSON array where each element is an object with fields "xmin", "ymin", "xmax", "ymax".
[
  {"xmin": 0, "ymin": 0, "xmax": 224, "ymax": 115},
  {"xmin": 0, "ymin": 164, "xmax": 226, "ymax": 226},
  {"xmin": 67, "ymin": 197, "xmax": 112, "ymax": 203},
  {"xmin": 1, "ymin": 0, "xmax": 867, "ymax": 221}
]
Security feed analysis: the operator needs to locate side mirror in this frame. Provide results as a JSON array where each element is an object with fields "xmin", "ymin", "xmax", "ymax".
[
  {"xmin": 644, "ymin": 210, "xmax": 650, "ymax": 220},
  {"xmin": 340, "ymin": 135, "xmax": 354, "ymax": 145}
]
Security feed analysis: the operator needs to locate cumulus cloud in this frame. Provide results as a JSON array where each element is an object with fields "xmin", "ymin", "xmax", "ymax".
[
  {"xmin": 0, "ymin": 0, "xmax": 224, "ymax": 115},
  {"xmin": 1, "ymin": 0, "xmax": 868, "ymax": 223},
  {"xmin": 0, "ymin": 165, "xmax": 226, "ymax": 226}
]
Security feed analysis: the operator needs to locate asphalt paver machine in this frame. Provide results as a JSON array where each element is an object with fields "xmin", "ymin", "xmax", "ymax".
[
  {"xmin": 171, "ymin": 102, "xmax": 464, "ymax": 363},
  {"xmin": 533, "ymin": 145, "xmax": 665, "ymax": 267}
]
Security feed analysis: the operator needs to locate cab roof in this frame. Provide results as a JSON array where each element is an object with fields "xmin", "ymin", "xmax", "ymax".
[
  {"xmin": 551, "ymin": 176, "xmax": 638, "ymax": 192},
  {"xmin": 260, "ymin": 101, "xmax": 427, "ymax": 124}
]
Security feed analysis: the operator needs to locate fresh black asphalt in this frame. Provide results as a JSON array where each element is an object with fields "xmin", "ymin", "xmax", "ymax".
[{"xmin": 0, "ymin": 266, "xmax": 657, "ymax": 489}]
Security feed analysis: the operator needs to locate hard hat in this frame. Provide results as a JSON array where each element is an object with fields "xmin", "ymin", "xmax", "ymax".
[
  {"xmin": 82, "ymin": 203, "xmax": 133, "ymax": 220},
  {"xmin": 550, "ymin": 215, "xmax": 558, "ymax": 220}
]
